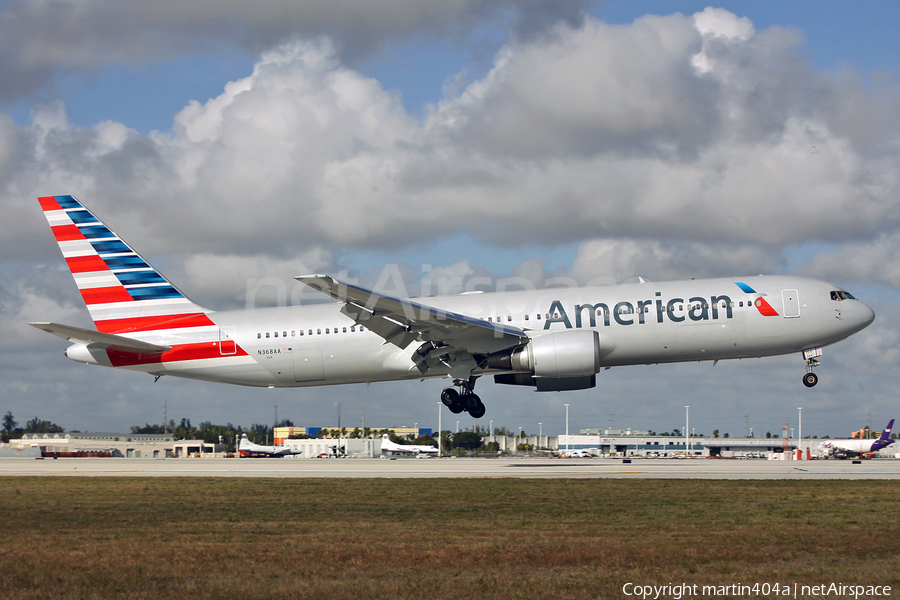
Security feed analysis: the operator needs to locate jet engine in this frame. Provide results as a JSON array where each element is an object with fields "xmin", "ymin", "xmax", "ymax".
[{"xmin": 487, "ymin": 329, "xmax": 606, "ymax": 391}]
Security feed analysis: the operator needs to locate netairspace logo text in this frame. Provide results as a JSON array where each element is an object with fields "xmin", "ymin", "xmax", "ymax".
[{"xmin": 622, "ymin": 582, "xmax": 892, "ymax": 599}]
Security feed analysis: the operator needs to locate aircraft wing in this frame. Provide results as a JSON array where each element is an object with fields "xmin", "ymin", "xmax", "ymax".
[
  {"xmin": 28, "ymin": 322, "xmax": 171, "ymax": 354},
  {"xmin": 295, "ymin": 275, "xmax": 528, "ymax": 355}
]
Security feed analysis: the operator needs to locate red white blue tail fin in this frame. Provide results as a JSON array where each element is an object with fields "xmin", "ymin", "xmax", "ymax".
[{"xmin": 38, "ymin": 195, "xmax": 213, "ymax": 334}]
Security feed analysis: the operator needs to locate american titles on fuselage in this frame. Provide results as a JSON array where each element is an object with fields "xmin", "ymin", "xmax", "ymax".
[
  {"xmin": 543, "ymin": 286, "xmax": 775, "ymax": 330},
  {"xmin": 545, "ymin": 294, "xmax": 732, "ymax": 329},
  {"xmin": 253, "ymin": 286, "xmax": 776, "ymax": 342}
]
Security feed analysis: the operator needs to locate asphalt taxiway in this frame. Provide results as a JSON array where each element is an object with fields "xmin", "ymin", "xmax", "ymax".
[{"xmin": 1, "ymin": 457, "xmax": 899, "ymax": 479}]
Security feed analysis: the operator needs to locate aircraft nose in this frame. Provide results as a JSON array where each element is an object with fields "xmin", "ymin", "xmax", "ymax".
[
  {"xmin": 853, "ymin": 301, "xmax": 875, "ymax": 331},
  {"xmin": 861, "ymin": 302, "xmax": 875, "ymax": 325}
]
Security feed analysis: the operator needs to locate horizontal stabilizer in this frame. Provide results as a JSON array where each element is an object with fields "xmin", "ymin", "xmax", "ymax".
[{"xmin": 28, "ymin": 322, "xmax": 171, "ymax": 353}]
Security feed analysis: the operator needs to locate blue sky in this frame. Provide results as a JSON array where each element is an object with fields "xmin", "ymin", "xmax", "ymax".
[{"xmin": 3, "ymin": 1, "xmax": 900, "ymax": 437}]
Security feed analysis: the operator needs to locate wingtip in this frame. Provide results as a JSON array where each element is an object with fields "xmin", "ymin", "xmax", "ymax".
[{"xmin": 294, "ymin": 274, "xmax": 330, "ymax": 281}]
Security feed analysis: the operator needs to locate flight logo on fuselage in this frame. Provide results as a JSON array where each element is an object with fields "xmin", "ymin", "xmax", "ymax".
[
  {"xmin": 735, "ymin": 282, "xmax": 780, "ymax": 316},
  {"xmin": 543, "ymin": 282, "xmax": 778, "ymax": 330}
]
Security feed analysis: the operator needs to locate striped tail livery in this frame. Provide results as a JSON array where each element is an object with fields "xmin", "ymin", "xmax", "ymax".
[{"xmin": 30, "ymin": 195, "xmax": 248, "ymax": 376}]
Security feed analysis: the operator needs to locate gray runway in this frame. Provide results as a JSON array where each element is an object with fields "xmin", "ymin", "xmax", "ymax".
[{"xmin": 1, "ymin": 456, "xmax": 899, "ymax": 479}]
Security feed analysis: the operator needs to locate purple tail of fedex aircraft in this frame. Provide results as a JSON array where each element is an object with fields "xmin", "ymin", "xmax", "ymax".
[{"xmin": 872, "ymin": 419, "xmax": 895, "ymax": 452}]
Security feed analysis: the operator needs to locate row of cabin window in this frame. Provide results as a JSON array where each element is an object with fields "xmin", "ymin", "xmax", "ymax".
[
  {"xmin": 487, "ymin": 314, "xmax": 544, "ymax": 322},
  {"xmin": 487, "ymin": 300, "xmax": 760, "ymax": 321},
  {"xmin": 257, "ymin": 325, "xmax": 367, "ymax": 339}
]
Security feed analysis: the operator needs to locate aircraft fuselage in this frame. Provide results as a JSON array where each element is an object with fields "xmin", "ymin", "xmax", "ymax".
[{"xmin": 104, "ymin": 275, "xmax": 873, "ymax": 388}]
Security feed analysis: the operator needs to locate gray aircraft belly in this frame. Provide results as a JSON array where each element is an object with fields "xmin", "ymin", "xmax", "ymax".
[{"xmin": 292, "ymin": 348, "xmax": 324, "ymax": 382}]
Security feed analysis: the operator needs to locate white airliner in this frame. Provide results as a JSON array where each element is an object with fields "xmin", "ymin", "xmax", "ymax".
[
  {"xmin": 817, "ymin": 419, "xmax": 894, "ymax": 459},
  {"xmin": 237, "ymin": 433, "xmax": 298, "ymax": 457},
  {"xmin": 380, "ymin": 433, "xmax": 439, "ymax": 455},
  {"xmin": 30, "ymin": 195, "xmax": 875, "ymax": 419}
]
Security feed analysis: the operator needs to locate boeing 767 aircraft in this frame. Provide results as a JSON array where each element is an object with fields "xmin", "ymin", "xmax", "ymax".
[{"xmin": 30, "ymin": 195, "xmax": 875, "ymax": 418}]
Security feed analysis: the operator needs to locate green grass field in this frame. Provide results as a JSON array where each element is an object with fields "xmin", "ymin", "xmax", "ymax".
[{"xmin": 1, "ymin": 478, "xmax": 897, "ymax": 599}]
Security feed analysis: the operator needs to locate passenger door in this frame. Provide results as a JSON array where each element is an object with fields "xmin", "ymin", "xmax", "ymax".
[{"xmin": 782, "ymin": 289, "xmax": 800, "ymax": 318}]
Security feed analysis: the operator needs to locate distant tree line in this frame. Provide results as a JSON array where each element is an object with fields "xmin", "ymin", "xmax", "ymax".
[
  {"xmin": 1, "ymin": 411, "xmax": 65, "ymax": 443},
  {"xmin": 129, "ymin": 418, "xmax": 298, "ymax": 451}
]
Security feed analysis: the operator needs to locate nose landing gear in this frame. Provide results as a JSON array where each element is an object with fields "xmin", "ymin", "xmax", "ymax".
[
  {"xmin": 802, "ymin": 348, "xmax": 822, "ymax": 388},
  {"xmin": 803, "ymin": 357, "xmax": 820, "ymax": 387},
  {"xmin": 440, "ymin": 378, "xmax": 485, "ymax": 418}
]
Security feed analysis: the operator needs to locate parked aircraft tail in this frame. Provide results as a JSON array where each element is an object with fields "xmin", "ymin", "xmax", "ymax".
[
  {"xmin": 37, "ymin": 195, "xmax": 212, "ymax": 334},
  {"xmin": 872, "ymin": 419, "xmax": 895, "ymax": 451}
]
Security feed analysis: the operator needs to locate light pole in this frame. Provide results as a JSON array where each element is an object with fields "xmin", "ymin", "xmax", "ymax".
[
  {"xmin": 565, "ymin": 404, "xmax": 570, "ymax": 452},
  {"xmin": 798, "ymin": 407, "xmax": 803, "ymax": 460},
  {"xmin": 438, "ymin": 401, "xmax": 442, "ymax": 458},
  {"xmin": 685, "ymin": 406, "xmax": 689, "ymax": 454}
]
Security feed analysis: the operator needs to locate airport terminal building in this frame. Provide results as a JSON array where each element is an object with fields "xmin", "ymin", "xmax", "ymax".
[
  {"xmin": 5, "ymin": 427, "xmax": 885, "ymax": 460},
  {"xmin": 557, "ymin": 431, "xmax": 799, "ymax": 458},
  {"xmin": 7, "ymin": 432, "xmax": 224, "ymax": 458}
]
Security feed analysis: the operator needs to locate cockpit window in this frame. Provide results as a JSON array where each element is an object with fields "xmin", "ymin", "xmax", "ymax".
[{"xmin": 830, "ymin": 290, "xmax": 856, "ymax": 301}]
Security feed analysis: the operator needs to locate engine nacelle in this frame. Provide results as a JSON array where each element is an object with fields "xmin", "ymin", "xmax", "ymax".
[
  {"xmin": 487, "ymin": 329, "xmax": 602, "ymax": 378},
  {"xmin": 526, "ymin": 329, "xmax": 601, "ymax": 377}
]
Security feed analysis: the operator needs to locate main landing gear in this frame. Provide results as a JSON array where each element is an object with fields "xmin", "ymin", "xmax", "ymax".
[{"xmin": 441, "ymin": 378, "xmax": 486, "ymax": 419}]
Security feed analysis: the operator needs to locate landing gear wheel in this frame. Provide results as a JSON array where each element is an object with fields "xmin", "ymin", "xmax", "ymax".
[
  {"xmin": 463, "ymin": 393, "xmax": 481, "ymax": 411},
  {"xmin": 460, "ymin": 393, "xmax": 486, "ymax": 418},
  {"xmin": 469, "ymin": 399, "xmax": 486, "ymax": 419},
  {"xmin": 803, "ymin": 372, "xmax": 818, "ymax": 388},
  {"xmin": 441, "ymin": 388, "xmax": 459, "ymax": 407}
]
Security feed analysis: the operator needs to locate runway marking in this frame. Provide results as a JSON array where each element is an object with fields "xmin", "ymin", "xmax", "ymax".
[
  {"xmin": 3, "ymin": 458, "xmax": 900, "ymax": 479},
  {"xmin": 0, "ymin": 470, "xmax": 142, "ymax": 475},
  {"xmin": 489, "ymin": 471, "xmax": 642, "ymax": 477}
]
